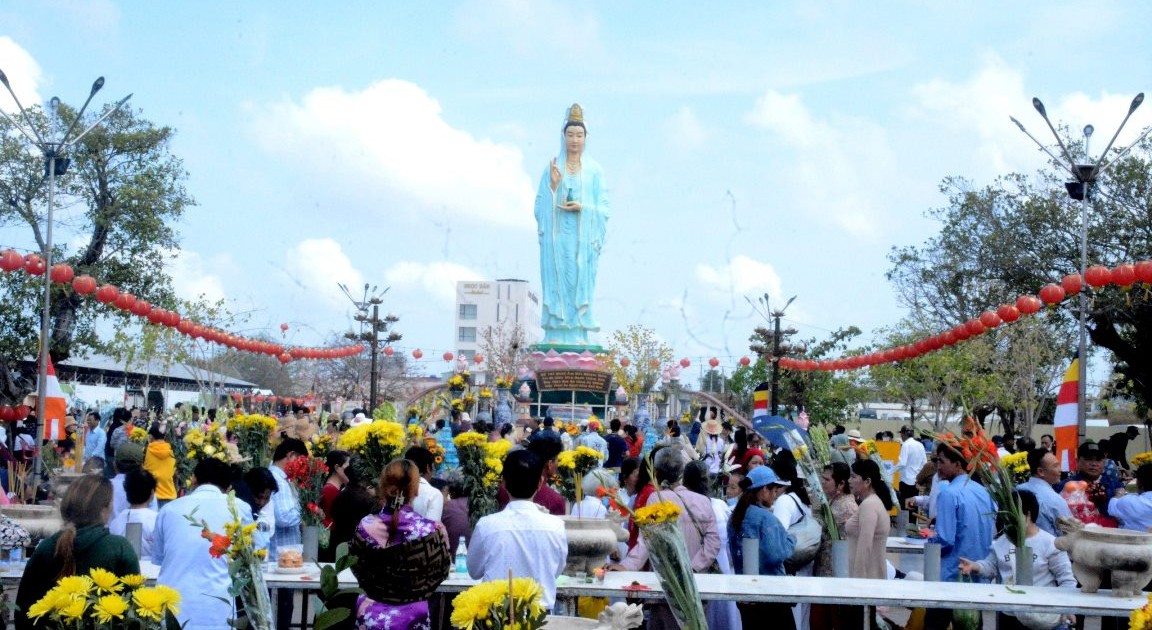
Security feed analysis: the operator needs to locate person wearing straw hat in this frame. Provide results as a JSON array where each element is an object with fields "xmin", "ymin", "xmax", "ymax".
[{"xmin": 696, "ymin": 411, "xmax": 727, "ymax": 475}]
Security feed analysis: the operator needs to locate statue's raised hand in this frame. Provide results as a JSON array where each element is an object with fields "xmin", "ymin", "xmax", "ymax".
[{"xmin": 550, "ymin": 158, "xmax": 562, "ymax": 191}]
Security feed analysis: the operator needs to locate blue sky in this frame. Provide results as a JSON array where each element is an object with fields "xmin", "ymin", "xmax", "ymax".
[{"xmin": 1, "ymin": 1, "xmax": 1149, "ymax": 383}]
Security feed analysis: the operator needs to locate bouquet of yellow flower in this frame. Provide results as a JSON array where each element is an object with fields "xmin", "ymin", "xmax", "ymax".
[
  {"xmin": 450, "ymin": 576, "xmax": 548, "ymax": 630},
  {"xmin": 462, "ymin": 393, "xmax": 478, "ymax": 410},
  {"xmin": 555, "ymin": 445, "xmax": 604, "ymax": 503},
  {"xmin": 479, "ymin": 387, "xmax": 493, "ymax": 399},
  {"xmin": 227, "ymin": 413, "xmax": 279, "ymax": 468},
  {"xmin": 309, "ymin": 433, "xmax": 334, "ymax": 459},
  {"xmin": 186, "ymin": 492, "xmax": 272, "ymax": 630},
  {"xmin": 128, "ymin": 426, "xmax": 149, "ymax": 446},
  {"xmin": 451, "ymin": 398, "xmax": 465, "ymax": 412},
  {"xmin": 26, "ymin": 568, "xmax": 180, "ymax": 629},
  {"xmin": 455, "ymin": 431, "xmax": 510, "ymax": 527},
  {"xmin": 1000, "ymin": 451, "xmax": 1031, "ymax": 484},
  {"xmin": 338, "ymin": 420, "xmax": 406, "ymax": 484},
  {"xmin": 184, "ymin": 424, "xmax": 229, "ymax": 464},
  {"xmin": 493, "ymin": 376, "xmax": 512, "ymax": 389},
  {"xmin": 447, "ymin": 373, "xmax": 469, "ymax": 391}
]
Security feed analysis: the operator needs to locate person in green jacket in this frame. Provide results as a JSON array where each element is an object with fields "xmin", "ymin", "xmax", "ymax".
[{"xmin": 16, "ymin": 474, "xmax": 140, "ymax": 630}]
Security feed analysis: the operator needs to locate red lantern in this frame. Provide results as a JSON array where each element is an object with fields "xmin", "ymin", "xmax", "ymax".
[
  {"xmin": 443, "ymin": 351, "xmax": 454, "ymax": 362},
  {"xmin": 130, "ymin": 300, "xmax": 151, "ymax": 317},
  {"xmin": 1085, "ymin": 265, "xmax": 1111, "ymax": 288},
  {"xmin": 1136, "ymin": 260, "xmax": 1152, "ymax": 284},
  {"xmin": 71, "ymin": 275, "xmax": 97, "ymax": 295},
  {"xmin": 176, "ymin": 319, "xmax": 194, "ymax": 334},
  {"xmin": 1038, "ymin": 283, "xmax": 1065, "ymax": 305},
  {"xmin": 94, "ymin": 284, "xmax": 118, "ymax": 303},
  {"xmin": 280, "ymin": 322, "xmax": 289, "ymax": 332},
  {"xmin": 940, "ymin": 331, "xmax": 957, "ymax": 346},
  {"xmin": 965, "ymin": 319, "xmax": 986, "ymax": 336},
  {"xmin": 24, "ymin": 254, "xmax": 46, "ymax": 275},
  {"xmin": 0, "ymin": 250, "xmax": 23, "ymax": 272},
  {"xmin": 952, "ymin": 325, "xmax": 971, "ymax": 341},
  {"xmin": 114, "ymin": 293, "xmax": 135, "ymax": 310},
  {"xmin": 997, "ymin": 304, "xmax": 1020, "ymax": 323},
  {"xmin": 679, "ymin": 358, "xmax": 690, "ymax": 368},
  {"xmin": 49, "ymin": 263, "xmax": 74, "ymax": 284},
  {"xmin": 620, "ymin": 357, "xmax": 630, "ymax": 368},
  {"xmin": 473, "ymin": 354, "xmax": 484, "ymax": 364},
  {"xmin": 1113, "ymin": 264, "xmax": 1137, "ymax": 287},
  {"xmin": 1061, "ymin": 273, "xmax": 1083, "ymax": 295},
  {"xmin": 708, "ymin": 357, "xmax": 720, "ymax": 368},
  {"xmin": 412, "ymin": 349, "xmax": 423, "ymax": 360},
  {"xmin": 278, "ymin": 353, "xmax": 292, "ymax": 364},
  {"xmin": 383, "ymin": 346, "xmax": 394, "ymax": 356},
  {"xmin": 1016, "ymin": 295, "xmax": 1042, "ymax": 315},
  {"xmin": 146, "ymin": 308, "xmax": 165, "ymax": 325},
  {"xmin": 739, "ymin": 356, "xmax": 750, "ymax": 366},
  {"xmin": 0, "ymin": 406, "xmax": 13, "ymax": 422},
  {"xmin": 14, "ymin": 405, "xmax": 30, "ymax": 419}
]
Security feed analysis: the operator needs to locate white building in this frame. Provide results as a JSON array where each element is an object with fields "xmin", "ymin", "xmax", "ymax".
[{"xmin": 454, "ymin": 278, "xmax": 542, "ymax": 370}]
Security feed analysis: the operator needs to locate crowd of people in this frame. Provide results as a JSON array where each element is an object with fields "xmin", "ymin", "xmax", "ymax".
[{"xmin": 7, "ymin": 400, "xmax": 1152, "ymax": 630}]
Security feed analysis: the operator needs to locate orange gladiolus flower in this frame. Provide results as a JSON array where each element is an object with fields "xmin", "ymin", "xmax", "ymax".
[{"xmin": 208, "ymin": 534, "xmax": 231, "ymax": 558}]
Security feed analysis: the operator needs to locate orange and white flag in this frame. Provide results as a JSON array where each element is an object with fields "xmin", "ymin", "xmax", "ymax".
[
  {"xmin": 1053, "ymin": 353, "xmax": 1080, "ymax": 473},
  {"xmin": 38, "ymin": 356, "xmax": 67, "ymax": 441}
]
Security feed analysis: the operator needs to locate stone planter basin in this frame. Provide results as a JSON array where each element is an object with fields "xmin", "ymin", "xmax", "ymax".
[
  {"xmin": 0, "ymin": 504, "xmax": 62, "ymax": 540},
  {"xmin": 561, "ymin": 517, "xmax": 621, "ymax": 577},
  {"xmin": 1055, "ymin": 523, "xmax": 1152, "ymax": 597}
]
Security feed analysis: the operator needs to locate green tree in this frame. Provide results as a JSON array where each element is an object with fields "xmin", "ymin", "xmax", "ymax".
[
  {"xmin": 727, "ymin": 358, "xmax": 770, "ymax": 416},
  {"xmin": 0, "ymin": 102, "xmax": 192, "ymax": 402},
  {"xmin": 887, "ymin": 134, "xmax": 1152, "ymax": 417},
  {"xmin": 699, "ymin": 368, "xmax": 725, "ymax": 394}
]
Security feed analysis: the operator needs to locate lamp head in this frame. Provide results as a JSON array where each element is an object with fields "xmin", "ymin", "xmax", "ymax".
[
  {"xmin": 0, "ymin": 69, "xmax": 8, "ymax": 88},
  {"xmin": 1084, "ymin": 124, "xmax": 1094, "ymax": 138},
  {"xmin": 90, "ymin": 77, "xmax": 104, "ymax": 96},
  {"xmin": 1131, "ymin": 93, "xmax": 1145, "ymax": 115},
  {"xmin": 1032, "ymin": 97, "xmax": 1047, "ymax": 118}
]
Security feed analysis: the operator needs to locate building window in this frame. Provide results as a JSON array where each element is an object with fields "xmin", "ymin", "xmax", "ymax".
[
  {"xmin": 458, "ymin": 327, "xmax": 477, "ymax": 343},
  {"xmin": 459, "ymin": 304, "xmax": 477, "ymax": 320}
]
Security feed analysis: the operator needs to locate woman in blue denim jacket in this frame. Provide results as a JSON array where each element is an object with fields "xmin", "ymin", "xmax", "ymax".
[{"xmin": 729, "ymin": 466, "xmax": 797, "ymax": 629}]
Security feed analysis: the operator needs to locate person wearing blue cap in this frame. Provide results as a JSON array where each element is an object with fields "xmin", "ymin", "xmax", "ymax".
[{"xmin": 729, "ymin": 465, "xmax": 797, "ymax": 629}]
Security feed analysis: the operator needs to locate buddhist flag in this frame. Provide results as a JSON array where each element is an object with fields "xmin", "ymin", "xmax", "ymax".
[
  {"xmin": 38, "ymin": 356, "xmax": 67, "ymax": 441},
  {"xmin": 753, "ymin": 382, "xmax": 770, "ymax": 420},
  {"xmin": 1053, "ymin": 353, "xmax": 1080, "ymax": 473}
]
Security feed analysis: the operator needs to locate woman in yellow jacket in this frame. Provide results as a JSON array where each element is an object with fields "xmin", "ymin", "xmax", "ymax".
[{"xmin": 143, "ymin": 426, "xmax": 177, "ymax": 506}]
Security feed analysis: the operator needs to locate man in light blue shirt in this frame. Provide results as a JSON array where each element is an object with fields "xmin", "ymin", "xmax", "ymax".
[
  {"xmin": 1017, "ymin": 448, "xmax": 1072, "ymax": 536},
  {"xmin": 926, "ymin": 444, "xmax": 995, "ymax": 630},
  {"xmin": 574, "ymin": 419, "xmax": 608, "ymax": 460},
  {"xmin": 1109, "ymin": 463, "xmax": 1152, "ymax": 532},
  {"xmin": 269, "ymin": 438, "xmax": 308, "ymax": 630},
  {"xmin": 82, "ymin": 411, "xmax": 106, "ymax": 465},
  {"xmin": 153, "ymin": 458, "xmax": 253, "ymax": 630}
]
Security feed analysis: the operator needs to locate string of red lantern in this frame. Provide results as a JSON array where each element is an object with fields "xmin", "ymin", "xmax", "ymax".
[
  {"xmin": 0, "ymin": 250, "xmax": 364, "ymax": 363},
  {"xmin": 776, "ymin": 261, "xmax": 1152, "ymax": 372}
]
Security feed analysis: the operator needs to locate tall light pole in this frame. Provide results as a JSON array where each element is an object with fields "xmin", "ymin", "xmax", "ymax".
[
  {"xmin": 769, "ymin": 295, "xmax": 796, "ymax": 416},
  {"xmin": 340, "ymin": 283, "xmax": 399, "ymax": 412},
  {"xmin": 1011, "ymin": 93, "xmax": 1152, "ymax": 442},
  {"xmin": 0, "ymin": 71, "xmax": 130, "ymax": 475}
]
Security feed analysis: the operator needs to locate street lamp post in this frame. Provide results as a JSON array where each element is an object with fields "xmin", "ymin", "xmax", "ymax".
[
  {"xmin": 0, "ymin": 71, "xmax": 130, "ymax": 476},
  {"xmin": 340, "ymin": 283, "xmax": 396, "ymax": 413},
  {"xmin": 768, "ymin": 295, "xmax": 796, "ymax": 417},
  {"xmin": 1011, "ymin": 93, "xmax": 1152, "ymax": 441}
]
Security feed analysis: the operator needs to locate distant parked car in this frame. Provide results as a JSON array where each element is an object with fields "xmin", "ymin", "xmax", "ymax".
[{"xmin": 858, "ymin": 409, "xmax": 878, "ymax": 419}]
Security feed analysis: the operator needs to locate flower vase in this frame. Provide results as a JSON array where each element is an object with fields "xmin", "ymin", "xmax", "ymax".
[
  {"xmin": 1015, "ymin": 543, "xmax": 1033, "ymax": 586},
  {"xmin": 238, "ymin": 564, "xmax": 274, "ymax": 630},
  {"xmin": 633, "ymin": 394, "xmax": 650, "ymax": 432},
  {"xmin": 303, "ymin": 525, "xmax": 320, "ymax": 563},
  {"xmin": 641, "ymin": 522, "xmax": 707, "ymax": 630}
]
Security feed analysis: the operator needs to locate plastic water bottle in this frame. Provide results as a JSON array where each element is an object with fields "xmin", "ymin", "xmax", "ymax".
[{"xmin": 454, "ymin": 537, "xmax": 468, "ymax": 574}]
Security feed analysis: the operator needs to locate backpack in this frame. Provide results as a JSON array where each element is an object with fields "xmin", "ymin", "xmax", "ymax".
[{"xmin": 783, "ymin": 494, "xmax": 821, "ymax": 573}]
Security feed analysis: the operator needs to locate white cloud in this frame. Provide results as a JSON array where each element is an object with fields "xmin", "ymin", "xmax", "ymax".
[
  {"xmin": 664, "ymin": 106, "xmax": 709, "ymax": 154},
  {"xmin": 284, "ymin": 238, "xmax": 363, "ymax": 308},
  {"xmin": 0, "ymin": 37, "xmax": 42, "ymax": 114},
  {"xmin": 745, "ymin": 91, "xmax": 893, "ymax": 238},
  {"xmin": 384, "ymin": 261, "xmax": 483, "ymax": 303},
  {"xmin": 695, "ymin": 255, "xmax": 783, "ymax": 300},
  {"xmin": 167, "ymin": 249, "xmax": 229, "ymax": 303},
  {"xmin": 248, "ymin": 80, "xmax": 535, "ymax": 227}
]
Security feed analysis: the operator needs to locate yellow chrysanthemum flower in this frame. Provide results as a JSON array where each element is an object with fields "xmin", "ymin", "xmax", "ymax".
[
  {"xmin": 153, "ymin": 584, "xmax": 182, "ymax": 615},
  {"xmin": 120, "ymin": 574, "xmax": 147, "ymax": 588},
  {"xmin": 94, "ymin": 594, "xmax": 129, "ymax": 623},
  {"xmin": 26, "ymin": 589, "xmax": 66, "ymax": 620},
  {"xmin": 56, "ymin": 575, "xmax": 94, "ymax": 598},
  {"xmin": 88, "ymin": 567, "xmax": 123, "ymax": 593},
  {"xmin": 454, "ymin": 432, "xmax": 488, "ymax": 449},
  {"xmin": 133, "ymin": 587, "xmax": 166, "ymax": 621},
  {"xmin": 58, "ymin": 596, "xmax": 89, "ymax": 621},
  {"xmin": 634, "ymin": 500, "xmax": 682, "ymax": 526}
]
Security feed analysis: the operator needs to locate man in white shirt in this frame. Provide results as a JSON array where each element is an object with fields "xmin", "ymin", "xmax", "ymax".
[
  {"xmin": 468, "ymin": 449, "xmax": 567, "ymax": 610},
  {"xmin": 153, "ymin": 458, "xmax": 253, "ymax": 630},
  {"xmin": 109, "ymin": 469, "xmax": 158, "ymax": 557},
  {"xmin": 894, "ymin": 425, "xmax": 927, "ymax": 508},
  {"xmin": 406, "ymin": 446, "xmax": 444, "ymax": 522},
  {"xmin": 574, "ymin": 419, "xmax": 609, "ymax": 460}
]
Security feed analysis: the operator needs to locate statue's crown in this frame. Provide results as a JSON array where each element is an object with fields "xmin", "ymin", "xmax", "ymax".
[{"xmin": 566, "ymin": 103, "xmax": 584, "ymax": 124}]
